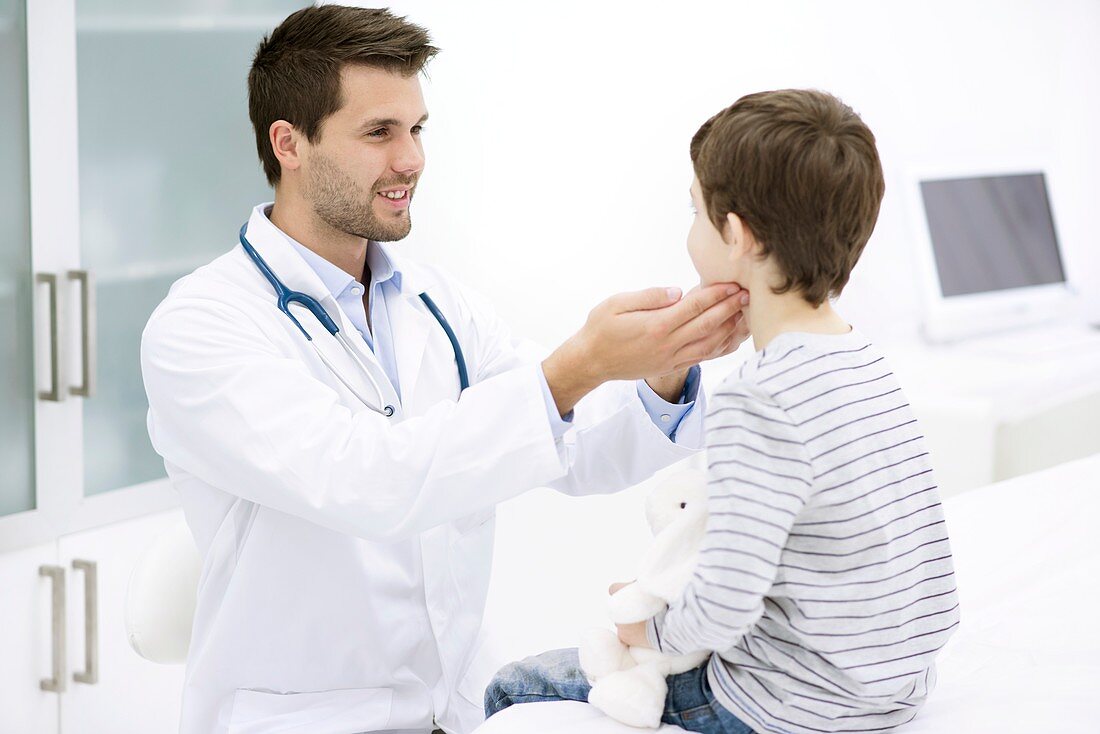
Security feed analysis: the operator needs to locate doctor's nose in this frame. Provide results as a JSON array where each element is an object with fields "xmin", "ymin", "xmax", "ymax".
[{"xmin": 391, "ymin": 134, "xmax": 425, "ymax": 176}]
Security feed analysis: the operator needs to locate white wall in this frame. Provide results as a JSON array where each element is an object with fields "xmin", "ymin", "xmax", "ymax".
[
  {"xmin": 389, "ymin": 0, "xmax": 1100, "ymax": 349},
  {"xmin": 362, "ymin": 0, "xmax": 1100, "ymax": 661}
]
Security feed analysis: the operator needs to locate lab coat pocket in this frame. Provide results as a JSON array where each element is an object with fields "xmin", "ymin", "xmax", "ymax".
[{"xmin": 227, "ymin": 686, "xmax": 393, "ymax": 734}]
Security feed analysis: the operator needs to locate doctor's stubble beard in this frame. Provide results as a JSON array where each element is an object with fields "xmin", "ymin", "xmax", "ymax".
[{"xmin": 305, "ymin": 150, "xmax": 413, "ymax": 243}]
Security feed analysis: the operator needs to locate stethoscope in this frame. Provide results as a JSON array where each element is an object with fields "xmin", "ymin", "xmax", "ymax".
[{"xmin": 239, "ymin": 224, "xmax": 469, "ymax": 417}]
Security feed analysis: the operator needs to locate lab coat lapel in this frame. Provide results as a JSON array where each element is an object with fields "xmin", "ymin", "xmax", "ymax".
[
  {"xmin": 373, "ymin": 238, "xmax": 446, "ymax": 409},
  {"xmin": 389, "ymin": 291, "xmax": 432, "ymax": 408},
  {"xmin": 242, "ymin": 205, "xmax": 396, "ymax": 409}
]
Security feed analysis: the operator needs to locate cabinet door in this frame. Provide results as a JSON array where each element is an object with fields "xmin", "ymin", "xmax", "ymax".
[
  {"xmin": 0, "ymin": 542, "xmax": 62, "ymax": 734},
  {"xmin": 73, "ymin": 0, "xmax": 301, "ymax": 499},
  {"xmin": 0, "ymin": 0, "xmax": 44, "ymax": 551},
  {"xmin": 57, "ymin": 509, "xmax": 187, "ymax": 734}
]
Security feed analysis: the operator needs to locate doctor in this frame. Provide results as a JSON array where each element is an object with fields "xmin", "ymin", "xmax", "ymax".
[{"xmin": 140, "ymin": 5, "xmax": 749, "ymax": 734}]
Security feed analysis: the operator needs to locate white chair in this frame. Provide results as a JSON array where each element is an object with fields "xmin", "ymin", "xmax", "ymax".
[{"xmin": 124, "ymin": 517, "xmax": 201, "ymax": 664}]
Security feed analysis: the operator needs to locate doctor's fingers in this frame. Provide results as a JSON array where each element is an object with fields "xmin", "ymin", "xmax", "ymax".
[
  {"xmin": 668, "ymin": 289, "xmax": 748, "ymax": 347},
  {"xmin": 660, "ymin": 283, "xmax": 745, "ymax": 331},
  {"xmin": 671, "ymin": 311, "xmax": 745, "ymax": 367},
  {"xmin": 713, "ymin": 312, "xmax": 750, "ymax": 359},
  {"xmin": 605, "ymin": 286, "xmax": 685, "ymax": 314}
]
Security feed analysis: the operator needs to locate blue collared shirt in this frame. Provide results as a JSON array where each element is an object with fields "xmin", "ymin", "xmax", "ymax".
[
  {"xmin": 275, "ymin": 218, "xmax": 699, "ymax": 439},
  {"xmin": 283, "ymin": 230, "xmax": 405, "ymax": 398}
]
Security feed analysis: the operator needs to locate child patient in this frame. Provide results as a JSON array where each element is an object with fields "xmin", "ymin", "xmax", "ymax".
[{"xmin": 482, "ymin": 89, "xmax": 959, "ymax": 733}]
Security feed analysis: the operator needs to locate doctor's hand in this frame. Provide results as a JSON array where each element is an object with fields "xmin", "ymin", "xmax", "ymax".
[
  {"xmin": 644, "ymin": 283, "xmax": 750, "ymax": 400},
  {"xmin": 543, "ymin": 283, "xmax": 749, "ymax": 416}
]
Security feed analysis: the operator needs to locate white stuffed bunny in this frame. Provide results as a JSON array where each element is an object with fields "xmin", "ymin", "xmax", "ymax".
[{"xmin": 578, "ymin": 468, "xmax": 710, "ymax": 728}]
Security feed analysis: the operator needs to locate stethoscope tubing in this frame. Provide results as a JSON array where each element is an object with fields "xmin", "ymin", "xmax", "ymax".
[{"xmin": 239, "ymin": 223, "xmax": 467, "ymax": 418}]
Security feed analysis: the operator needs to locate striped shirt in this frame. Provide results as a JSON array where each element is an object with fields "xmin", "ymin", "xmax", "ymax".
[{"xmin": 647, "ymin": 328, "xmax": 959, "ymax": 734}]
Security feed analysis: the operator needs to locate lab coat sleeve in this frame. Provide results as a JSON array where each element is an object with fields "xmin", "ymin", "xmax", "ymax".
[
  {"xmin": 141, "ymin": 296, "xmax": 570, "ymax": 543},
  {"xmin": 454, "ymin": 284, "xmax": 705, "ymax": 499}
]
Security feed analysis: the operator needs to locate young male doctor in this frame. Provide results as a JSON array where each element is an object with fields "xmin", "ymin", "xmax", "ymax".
[{"xmin": 140, "ymin": 6, "xmax": 749, "ymax": 734}]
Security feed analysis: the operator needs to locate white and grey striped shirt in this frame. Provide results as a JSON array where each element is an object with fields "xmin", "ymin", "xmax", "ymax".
[{"xmin": 647, "ymin": 329, "xmax": 959, "ymax": 734}]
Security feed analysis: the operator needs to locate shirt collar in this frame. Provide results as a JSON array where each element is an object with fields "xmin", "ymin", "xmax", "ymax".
[
  {"xmin": 262, "ymin": 205, "xmax": 403, "ymax": 299},
  {"xmin": 367, "ymin": 237, "xmax": 403, "ymax": 292}
]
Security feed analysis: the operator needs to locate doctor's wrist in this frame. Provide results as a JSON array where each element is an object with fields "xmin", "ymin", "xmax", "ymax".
[
  {"xmin": 542, "ymin": 336, "xmax": 603, "ymax": 417},
  {"xmin": 644, "ymin": 368, "xmax": 690, "ymax": 403}
]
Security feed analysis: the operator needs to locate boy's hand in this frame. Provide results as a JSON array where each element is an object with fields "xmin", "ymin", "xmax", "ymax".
[
  {"xmin": 608, "ymin": 581, "xmax": 633, "ymax": 595},
  {"xmin": 616, "ymin": 620, "xmax": 652, "ymax": 649},
  {"xmin": 608, "ymin": 581, "xmax": 654, "ymax": 648}
]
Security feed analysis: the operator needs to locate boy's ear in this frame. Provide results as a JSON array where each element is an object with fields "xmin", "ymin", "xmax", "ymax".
[{"xmin": 723, "ymin": 211, "xmax": 753, "ymax": 259}]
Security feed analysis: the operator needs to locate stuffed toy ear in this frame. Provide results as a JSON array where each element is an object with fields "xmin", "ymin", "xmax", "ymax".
[{"xmin": 636, "ymin": 506, "xmax": 706, "ymax": 602}]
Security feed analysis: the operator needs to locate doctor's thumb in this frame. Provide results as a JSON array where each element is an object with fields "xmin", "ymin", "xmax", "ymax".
[{"xmin": 613, "ymin": 287, "xmax": 682, "ymax": 313}]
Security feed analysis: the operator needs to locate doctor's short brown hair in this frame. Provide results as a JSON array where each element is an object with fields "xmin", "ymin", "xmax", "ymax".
[
  {"xmin": 248, "ymin": 4, "xmax": 439, "ymax": 187},
  {"xmin": 690, "ymin": 89, "xmax": 885, "ymax": 306}
]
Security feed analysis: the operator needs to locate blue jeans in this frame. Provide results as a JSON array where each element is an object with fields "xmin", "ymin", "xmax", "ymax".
[{"xmin": 483, "ymin": 648, "xmax": 755, "ymax": 734}]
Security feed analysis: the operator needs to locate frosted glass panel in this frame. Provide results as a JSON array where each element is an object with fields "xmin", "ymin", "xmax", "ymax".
[
  {"xmin": 76, "ymin": 1, "xmax": 305, "ymax": 495},
  {"xmin": 0, "ymin": 0, "xmax": 36, "ymax": 517}
]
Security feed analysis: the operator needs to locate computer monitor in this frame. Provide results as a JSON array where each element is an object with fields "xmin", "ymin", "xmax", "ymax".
[{"xmin": 907, "ymin": 165, "xmax": 1078, "ymax": 342}]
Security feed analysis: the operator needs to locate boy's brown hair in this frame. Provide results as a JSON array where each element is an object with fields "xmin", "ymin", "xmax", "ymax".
[
  {"xmin": 690, "ymin": 89, "xmax": 884, "ymax": 306},
  {"xmin": 248, "ymin": 5, "xmax": 439, "ymax": 187}
]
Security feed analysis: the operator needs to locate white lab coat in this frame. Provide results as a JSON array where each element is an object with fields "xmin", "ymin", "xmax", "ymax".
[{"xmin": 140, "ymin": 203, "xmax": 704, "ymax": 734}]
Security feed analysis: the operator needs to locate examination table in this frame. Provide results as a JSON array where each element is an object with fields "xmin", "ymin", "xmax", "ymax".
[{"xmin": 471, "ymin": 453, "xmax": 1100, "ymax": 734}]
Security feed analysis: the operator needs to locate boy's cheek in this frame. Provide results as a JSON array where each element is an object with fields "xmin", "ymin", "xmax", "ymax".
[
  {"xmin": 687, "ymin": 242, "xmax": 722, "ymax": 286},
  {"xmin": 686, "ymin": 236, "xmax": 708, "ymax": 282}
]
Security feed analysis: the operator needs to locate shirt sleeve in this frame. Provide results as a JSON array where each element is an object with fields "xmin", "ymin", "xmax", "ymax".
[
  {"xmin": 636, "ymin": 365, "xmax": 702, "ymax": 440},
  {"xmin": 539, "ymin": 365, "xmax": 703, "ymax": 442},
  {"xmin": 649, "ymin": 383, "xmax": 814, "ymax": 655}
]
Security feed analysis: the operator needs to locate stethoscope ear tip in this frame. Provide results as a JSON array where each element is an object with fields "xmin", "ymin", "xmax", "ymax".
[{"xmin": 384, "ymin": 406, "xmax": 395, "ymax": 417}]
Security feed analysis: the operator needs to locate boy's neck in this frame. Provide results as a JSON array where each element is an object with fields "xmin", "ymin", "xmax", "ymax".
[{"xmin": 743, "ymin": 284, "xmax": 851, "ymax": 352}]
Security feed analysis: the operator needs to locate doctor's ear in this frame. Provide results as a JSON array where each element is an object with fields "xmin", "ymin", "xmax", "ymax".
[{"xmin": 269, "ymin": 120, "xmax": 303, "ymax": 176}]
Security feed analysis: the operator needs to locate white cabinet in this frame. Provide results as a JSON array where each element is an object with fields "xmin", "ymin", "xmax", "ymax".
[
  {"xmin": 883, "ymin": 329, "xmax": 1100, "ymax": 497},
  {"xmin": 58, "ymin": 510, "xmax": 186, "ymax": 734},
  {"xmin": 0, "ymin": 542, "xmax": 60, "ymax": 734},
  {"xmin": 0, "ymin": 512, "xmax": 187, "ymax": 734},
  {"xmin": 2, "ymin": 0, "xmax": 301, "ymax": 731}
]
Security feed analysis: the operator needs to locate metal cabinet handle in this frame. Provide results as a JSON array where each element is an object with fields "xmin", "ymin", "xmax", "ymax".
[
  {"xmin": 72, "ymin": 559, "xmax": 99, "ymax": 685},
  {"xmin": 67, "ymin": 270, "xmax": 96, "ymax": 398},
  {"xmin": 39, "ymin": 565, "xmax": 66, "ymax": 693},
  {"xmin": 35, "ymin": 273, "xmax": 63, "ymax": 402}
]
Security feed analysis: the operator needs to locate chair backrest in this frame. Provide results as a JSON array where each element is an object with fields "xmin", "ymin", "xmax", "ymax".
[{"xmin": 124, "ymin": 517, "xmax": 201, "ymax": 664}]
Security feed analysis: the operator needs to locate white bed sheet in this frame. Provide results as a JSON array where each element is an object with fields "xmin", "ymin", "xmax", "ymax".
[{"xmin": 471, "ymin": 453, "xmax": 1100, "ymax": 733}]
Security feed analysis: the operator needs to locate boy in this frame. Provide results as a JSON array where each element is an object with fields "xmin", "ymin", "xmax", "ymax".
[{"xmin": 482, "ymin": 89, "xmax": 959, "ymax": 733}]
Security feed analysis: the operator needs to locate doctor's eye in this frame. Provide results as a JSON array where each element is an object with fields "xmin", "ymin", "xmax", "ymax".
[
  {"xmin": 411, "ymin": 124, "xmax": 424, "ymax": 135},
  {"xmin": 366, "ymin": 128, "xmax": 388, "ymax": 138}
]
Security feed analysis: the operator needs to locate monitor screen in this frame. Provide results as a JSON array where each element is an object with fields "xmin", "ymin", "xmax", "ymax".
[{"xmin": 920, "ymin": 172, "xmax": 1065, "ymax": 298}]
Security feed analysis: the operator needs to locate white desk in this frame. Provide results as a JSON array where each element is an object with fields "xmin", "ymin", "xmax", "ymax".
[{"xmin": 881, "ymin": 325, "xmax": 1100, "ymax": 497}]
